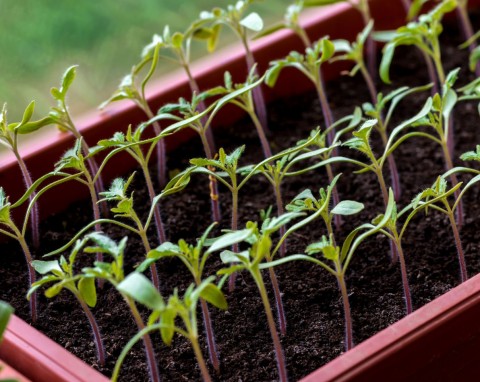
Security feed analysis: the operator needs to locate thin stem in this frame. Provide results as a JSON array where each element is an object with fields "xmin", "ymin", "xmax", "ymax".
[
  {"xmin": 337, "ymin": 274, "xmax": 353, "ymax": 351},
  {"xmin": 423, "ymin": 50, "xmax": 439, "ymax": 95},
  {"xmin": 314, "ymin": 73, "xmax": 335, "ymax": 146},
  {"xmin": 447, "ymin": 211, "xmax": 468, "ymax": 283},
  {"xmin": 191, "ymin": 334, "xmax": 212, "ymax": 382},
  {"xmin": 359, "ymin": 5, "xmax": 376, "ymax": 79},
  {"xmin": 17, "ymin": 232, "xmax": 37, "ymax": 322},
  {"xmin": 126, "ymin": 298, "xmax": 161, "ymax": 382},
  {"xmin": 253, "ymin": 269, "xmax": 288, "ymax": 382},
  {"xmin": 242, "ymin": 36, "xmax": 269, "ymax": 135},
  {"xmin": 395, "ymin": 239, "xmax": 412, "ymax": 314},
  {"xmin": 13, "ymin": 149, "xmax": 39, "ymax": 248},
  {"xmin": 249, "ymin": 110, "xmax": 272, "ymax": 158},
  {"xmin": 143, "ymin": 104, "xmax": 167, "ymax": 188},
  {"xmin": 359, "ymin": 64, "xmax": 378, "ymax": 105},
  {"xmin": 139, "ymin": 230, "xmax": 160, "ymax": 291},
  {"xmin": 87, "ymin": 180, "xmax": 103, "ymax": 264},
  {"xmin": 442, "ymin": 143, "xmax": 464, "ymax": 227},
  {"xmin": 184, "ymin": 62, "xmax": 217, "ymax": 153},
  {"xmin": 379, "ymin": 129, "xmax": 401, "ymax": 200},
  {"xmin": 141, "ymin": 162, "xmax": 167, "ymax": 244},
  {"xmin": 199, "ymin": 297, "xmax": 220, "ymax": 372},
  {"xmin": 274, "ymin": 183, "xmax": 287, "ymax": 257},
  {"xmin": 229, "ymin": 188, "xmax": 239, "ymax": 292},
  {"xmin": 326, "ymin": 163, "xmax": 342, "ymax": 228},
  {"xmin": 268, "ymin": 266, "xmax": 287, "ymax": 336},
  {"xmin": 199, "ymin": 131, "xmax": 221, "ymax": 222},
  {"xmin": 77, "ymin": 296, "xmax": 105, "ymax": 366}
]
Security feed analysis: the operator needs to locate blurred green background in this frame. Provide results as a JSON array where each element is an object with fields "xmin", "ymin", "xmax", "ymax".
[{"xmin": 0, "ymin": 0, "xmax": 292, "ymax": 123}]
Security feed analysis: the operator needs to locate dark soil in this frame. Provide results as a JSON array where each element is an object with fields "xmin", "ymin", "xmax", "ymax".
[{"xmin": 2, "ymin": 13, "xmax": 480, "ymax": 382}]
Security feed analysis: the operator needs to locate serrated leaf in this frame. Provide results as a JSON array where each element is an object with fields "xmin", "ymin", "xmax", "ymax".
[{"xmin": 31, "ymin": 260, "xmax": 63, "ymax": 275}]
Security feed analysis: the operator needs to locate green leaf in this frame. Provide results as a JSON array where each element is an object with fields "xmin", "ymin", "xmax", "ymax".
[
  {"xmin": 380, "ymin": 43, "xmax": 396, "ymax": 84},
  {"xmin": 45, "ymin": 283, "xmax": 64, "ymax": 298},
  {"xmin": 331, "ymin": 200, "xmax": 364, "ymax": 215},
  {"xmin": 16, "ymin": 116, "xmax": 54, "ymax": 134},
  {"xmin": 61, "ymin": 65, "xmax": 78, "ymax": 95},
  {"xmin": 117, "ymin": 273, "xmax": 164, "ymax": 311},
  {"xmin": 78, "ymin": 277, "xmax": 97, "ymax": 307},
  {"xmin": 148, "ymin": 242, "xmax": 182, "ymax": 259},
  {"xmin": 19, "ymin": 101, "xmax": 35, "ymax": 126},
  {"xmin": 199, "ymin": 283, "xmax": 228, "ymax": 310},
  {"xmin": 320, "ymin": 39, "xmax": 335, "ymax": 62},
  {"xmin": 0, "ymin": 301, "xmax": 14, "ymax": 341},
  {"xmin": 31, "ymin": 260, "xmax": 63, "ymax": 275},
  {"xmin": 160, "ymin": 307, "xmax": 176, "ymax": 345},
  {"xmin": 206, "ymin": 229, "xmax": 254, "ymax": 254},
  {"xmin": 240, "ymin": 12, "xmax": 263, "ymax": 32}
]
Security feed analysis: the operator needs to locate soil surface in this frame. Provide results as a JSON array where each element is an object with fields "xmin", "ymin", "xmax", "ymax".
[{"xmin": 2, "ymin": 12, "xmax": 480, "ymax": 382}]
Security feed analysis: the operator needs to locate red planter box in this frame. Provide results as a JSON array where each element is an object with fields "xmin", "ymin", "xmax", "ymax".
[{"xmin": 1, "ymin": 0, "xmax": 480, "ymax": 381}]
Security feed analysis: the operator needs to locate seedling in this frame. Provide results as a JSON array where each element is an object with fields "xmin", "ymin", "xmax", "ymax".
[
  {"xmin": 0, "ymin": 171, "xmax": 81, "ymax": 321},
  {"xmin": 201, "ymin": 69, "xmax": 272, "ymax": 158},
  {"xmin": 255, "ymin": 0, "xmax": 312, "ymax": 48},
  {"xmin": 27, "ymin": 240, "xmax": 106, "ymax": 366},
  {"xmin": 408, "ymin": 177, "xmax": 468, "ymax": 282},
  {"xmin": 303, "ymin": 0, "xmax": 377, "ymax": 76},
  {"xmin": 79, "ymin": 233, "xmax": 161, "ymax": 382},
  {"xmin": 92, "ymin": 125, "xmax": 167, "ymax": 244},
  {"xmin": 46, "ymin": 169, "xmax": 193, "ymax": 290},
  {"xmin": 0, "ymin": 103, "xmax": 54, "ymax": 248},
  {"xmin": 49, "ymin": 66, "xmax": 106, "ymax": 209},
  {"xmin": 378, "ymin": 0, "xmax": 456, "ymax": 91},
  {"xmin": 113, "ymin": 273, "xmax": 227, "ymax": 382},
  {"xmin": 191, "ymin": 0, "xmax": 269, "ymax": 133},
  {"xmin": 286, "ymin": 175, "xmax": 364, "ymax": 247},
  {"xmin": 211, "ymin": 212, "xmax": 305, "ymax": 382},
  {"xmin": 101, "ymin": 39, "xmax": 167, "ymax": 187},
  {"xmin": 270, "ymin": 190, "xmax": 394, "ymax": 351},
  {"xmin": 141, "ymin": 223, "xmax": 222, "ymax": 371},
  {"xmin": 266, "ymin": 37, "xmax": 337, "ymax": 146}
]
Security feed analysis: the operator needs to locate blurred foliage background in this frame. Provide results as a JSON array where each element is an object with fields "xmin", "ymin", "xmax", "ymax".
[{"xmin": 0, "ymin": 0, "xmax": 292, "ymax": 123}]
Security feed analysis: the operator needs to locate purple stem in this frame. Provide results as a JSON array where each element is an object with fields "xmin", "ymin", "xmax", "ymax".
[
  {"xmin": 14, "ymin": 150, "xmax": 39, "ymax": 249},
  {"xmin": 143, "ymin": 106, "xmax": 167, "ymax": 189},
  {"xmin": 243, "ymin": 38, "xmax": 270, "ymax": 135},
  {"xmin": 268, "ymin": 266, "xmax": 287, "ymax": 335},
  {"xmin": 142, "ymin": 163, "xmax": 167, "ymax": 245},
  {"xmin": 337, "ymin": 275, "xmax": 353, "ymax": 351},
  {"xmin": 395, "ymin": 240, "xmax": 412, "ymax": 314},
  {"xmin": 199, "ymin": 131, "xmax": 221, "ymax": 223},
  {"xmin": 448, "ymin": 212, "xmax": 468, "ymax": 283},
  {"xmin": 249, "ymin": 110, "xmax": 273, "ymax": 158},
  {"xmin": 77, "ymin": 297, "xmax": 105, "ymax": 366},
  {"xmin": 228, "ymin": 189, "xmax": 239, "ymax": 292},
  {"xmin": 200, "ymin": 297, "xmax": 221, "ymax": 372},
  {"xmin": 18, "ymin": 234, "xmax": 37, "ymax": 322},
  {"xmin": 326, "ymin": 164, "xmax": 343, "ymax": 228},
  {"xmin": 274, "ymin": 184, "xmax": 287, "ymax": 257},
  {"xmin": 442, "ymin": 144, "xmax": 464, "ymax": 227}
]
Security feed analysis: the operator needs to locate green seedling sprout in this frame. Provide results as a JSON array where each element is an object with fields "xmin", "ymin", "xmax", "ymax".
[
  {"xmin": 48, "ymin": 66, "xmax": 106, "ymax": 212},
  {"xmin": 143, "ymin": 26, "xmax": 217, "ymax": 150},
  {"xmin": 377, "ymin": 0, "xmax": 456, "ymax": 92},
  {"xmin": 255, "ymin": 0, "xmax": 312, "ymax": 48},
  {"xmin": 331, "ymin": 25, "xmax": 434, "ymax": 199},
  {"xmin": 0, "ymin": 102, "xmax": 53, "ymax": 248},
  {"xmin": 46, "ymin": 169, "xmax": 193, "ymax": 291},
  {"xmin": 77, "ymin": 233, "xmax": 161, "ymax": 382},
  {"xmin": 113, "ymin": 274, "xmax": 227, "ymax": 382},
  {"xmin": 100, "ymin": 39, "xmax": 168, "ymax": 187},
  {"xmin": 91, "ymin": 125, "xmax": 167, "ymax": 244},
  {"xmin": 191, "ymin": 0, "xmax": 270, "ymax": 133},
  {"xmin": 286, "ymin": 176, "xmax": 364, "ymax": 247},
  {"xmin": 189, "ymin": 130, "xmax": 323, "ymax": 289},
  {"xmin": 140, "ymin": 223, "xmax": 222, "ymax": 371},
  {"xmin": 303, "ymin": 0, "xmax": 377, "ymax": 77},
  {"xmin": 266, "ymin": 190, "xmax": 395, "ymax": 351},
  {"xmin": 266, "ymin": 37, "xmax": 337, "ymax": 146},
  {"xmin": 408, "ymin": 176, "xmax": 469, "ymax": 282},
  {"xmin": 211, "ymin": 212, "xmax": 305, "ymax": 382},
  {"xmin": 54, "ymin": 138, "xmax": 106, "ymax": 267},
  {"xmin": 202, "ymin": 69, "xmax": 272, "ymax": 157},
  {"xmin": 27, "ymin": 239, "xmax": 106, "ymax": 366},
  {"xmin": 411, "ymin": 69, "xmax": 464, "ymax": 225},
  {"xmin": 0, "ymin": 170, "xmax": 82, "ymax": 322}
]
